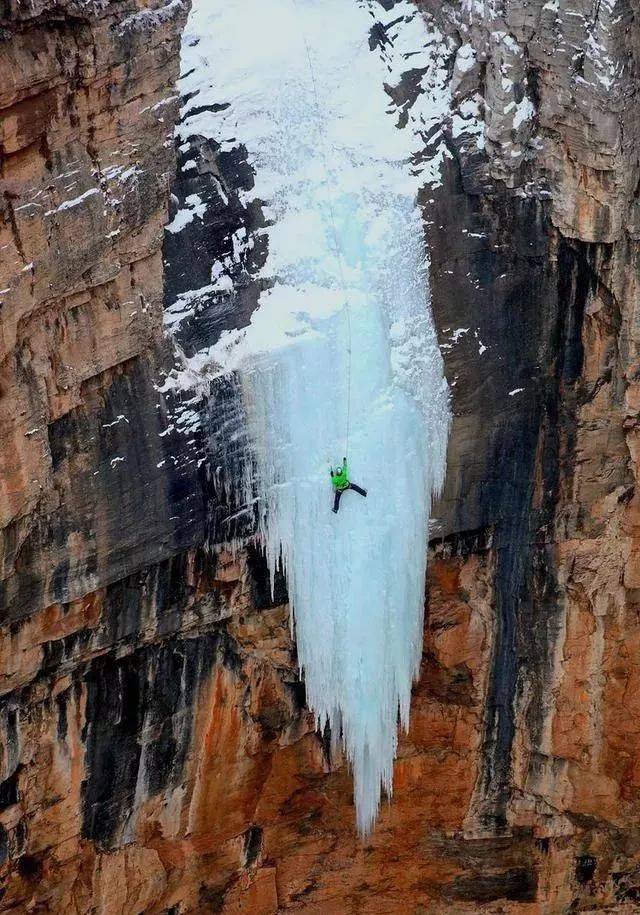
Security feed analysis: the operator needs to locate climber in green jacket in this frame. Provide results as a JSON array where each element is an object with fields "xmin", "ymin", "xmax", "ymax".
[{"xmin": 330, "ymin": 458, "xmax": 367, "ymax": 513}]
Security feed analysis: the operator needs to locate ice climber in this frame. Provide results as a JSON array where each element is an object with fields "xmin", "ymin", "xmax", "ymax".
[{"xmin": 330, "ymin": 458, "xmax": 367, "ymax": 513}]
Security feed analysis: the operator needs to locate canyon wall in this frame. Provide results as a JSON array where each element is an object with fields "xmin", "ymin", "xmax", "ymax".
[{"xmin": 1, "ymin": 0, "xmax": 640, "ymax": 913}]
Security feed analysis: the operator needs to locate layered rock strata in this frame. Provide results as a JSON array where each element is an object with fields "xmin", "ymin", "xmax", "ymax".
[{"xmin": 1, "ymin": 0, "xmax": 640, "ymax": 913}]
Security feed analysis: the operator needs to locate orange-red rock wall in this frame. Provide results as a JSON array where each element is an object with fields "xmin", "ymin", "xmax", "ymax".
[{"xmin": 2, "ymin": 1, "xmax": 640, "ymax": 913}]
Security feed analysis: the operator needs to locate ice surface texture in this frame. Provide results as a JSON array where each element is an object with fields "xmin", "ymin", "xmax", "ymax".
[{"xmin": 178, "ymin": 0, "xmax": 450, "ymax": 834}]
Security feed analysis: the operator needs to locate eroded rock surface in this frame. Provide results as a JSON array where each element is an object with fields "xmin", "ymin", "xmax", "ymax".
[{"xmin": 2, "ymin": 0, "xmax": 640, "ymax": 913}]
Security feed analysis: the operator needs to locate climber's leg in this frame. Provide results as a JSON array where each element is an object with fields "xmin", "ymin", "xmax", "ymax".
[
  {"xmin": 332, "ymin": 489, "xmax": 342, "ymax": 513},
  {"xmin": 349, "ymin": 483, "xmax": 367, "ymax": 498}
]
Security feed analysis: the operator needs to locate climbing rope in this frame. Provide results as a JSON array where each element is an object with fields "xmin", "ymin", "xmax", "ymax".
[{"xmin": 290, "ymin": 0, "xmax": 353, "ymax": 459}]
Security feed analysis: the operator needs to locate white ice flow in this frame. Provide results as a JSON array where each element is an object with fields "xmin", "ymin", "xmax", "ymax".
[{"xmin": 179, "ymin": 0, "xmax": 450, "ymax": 834}]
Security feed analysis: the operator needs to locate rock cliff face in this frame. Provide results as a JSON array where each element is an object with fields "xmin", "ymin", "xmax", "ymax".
[{"xmin": 1, "ymin": 0, "xmax": 640, "ymax": 913}]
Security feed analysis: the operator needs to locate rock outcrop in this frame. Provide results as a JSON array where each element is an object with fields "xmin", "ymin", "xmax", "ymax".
[{"xmin": 2, "ymin": 0, "xmax": 640, "ymax": 913}]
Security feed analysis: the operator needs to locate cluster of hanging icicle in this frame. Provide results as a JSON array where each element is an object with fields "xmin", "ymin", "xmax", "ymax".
[{"xmin": 178, "ymin": 0, "xmax": 450, "ymax": 834}]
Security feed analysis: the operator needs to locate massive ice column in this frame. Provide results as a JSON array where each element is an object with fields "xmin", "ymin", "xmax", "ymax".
[{"xmin": 174, "ymin": 0, "xmax": 450, "ymax": 834}]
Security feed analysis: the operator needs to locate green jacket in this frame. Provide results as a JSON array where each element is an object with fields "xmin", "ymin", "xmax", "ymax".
[{"xmin": 330, "ymin": 459, "xmax": 350, "ymax": 491}]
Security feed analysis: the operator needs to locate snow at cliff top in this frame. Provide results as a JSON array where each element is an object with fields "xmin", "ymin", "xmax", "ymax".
[{"xmin": 173, "ymin": 0, "xmax": 450, "ymax": 834}]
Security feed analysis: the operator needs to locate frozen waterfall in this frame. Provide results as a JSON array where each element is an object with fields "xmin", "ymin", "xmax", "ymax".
[{"xmin": 177, "ymin": 0, "xmax": 450, "ymax": 834}]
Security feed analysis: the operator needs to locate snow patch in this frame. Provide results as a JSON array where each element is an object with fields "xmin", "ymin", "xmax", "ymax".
[
  {"xmin": 513, "ymin": 96, "xmax": 535, "ymax": 129},
  {"xmin": 118, "ymin": 0, "xmax": 185, "ymax": 34},
  {"xmin": 166, "ymin": 193, "xmax": 207, "ymax": 234},
  {"xmin": 44, "ymin": 187, "xmax": 101, "ymax": 216},
  {"xmin": 455, "ymin": 43, "xmax": 477, "ymax": 74}
]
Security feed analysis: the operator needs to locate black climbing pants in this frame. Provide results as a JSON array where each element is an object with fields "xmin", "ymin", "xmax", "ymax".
[{"xmin": 333, "ymin": 483, "xmax": 367, "ymax": 513}]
